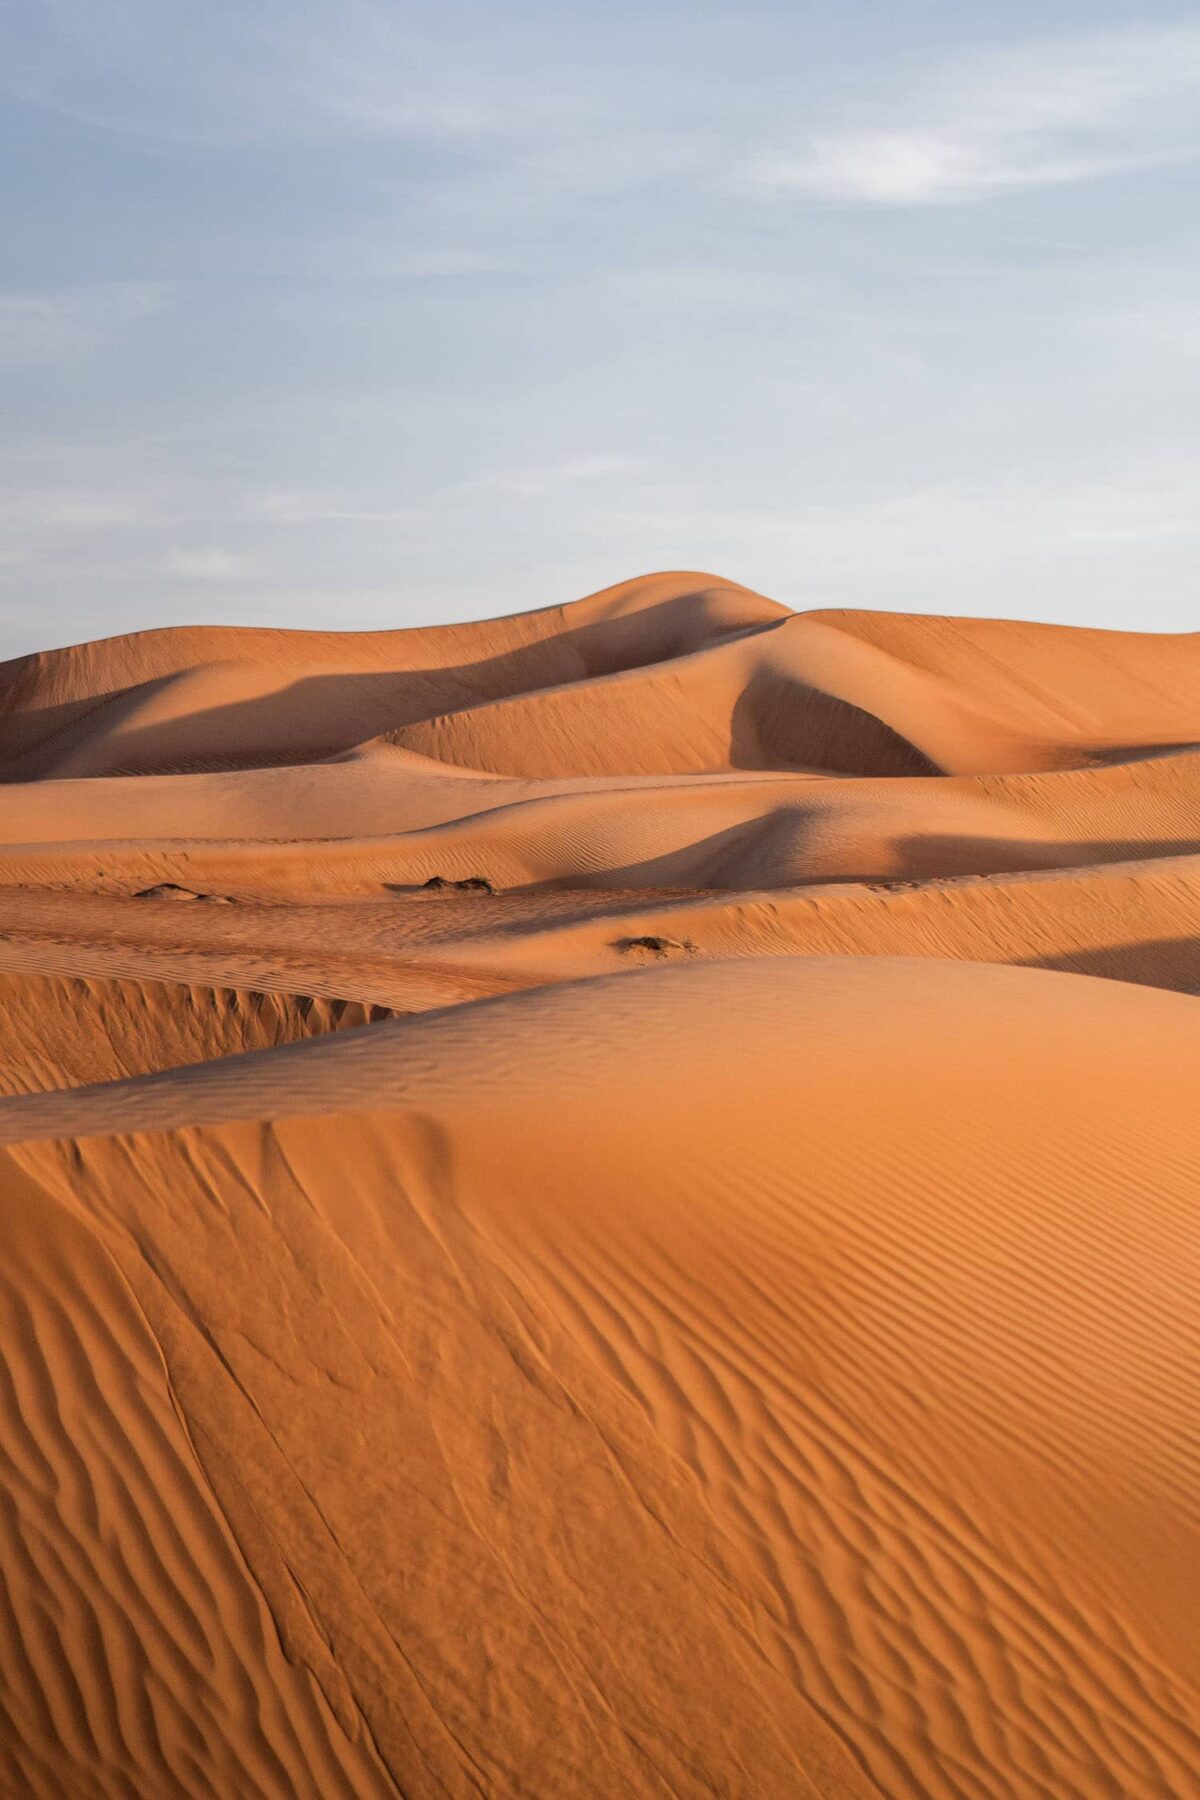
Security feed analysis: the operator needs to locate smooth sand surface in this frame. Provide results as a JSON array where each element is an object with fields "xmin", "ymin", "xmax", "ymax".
[{"xmin": 0, "ymin": 572, "xmax": 1197, "ymax": 1797}]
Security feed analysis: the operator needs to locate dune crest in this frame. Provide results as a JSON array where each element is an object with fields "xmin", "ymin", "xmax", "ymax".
[{"xmin": 1, "ymin": 572, "xmax": 1197, "ymax": 1797}]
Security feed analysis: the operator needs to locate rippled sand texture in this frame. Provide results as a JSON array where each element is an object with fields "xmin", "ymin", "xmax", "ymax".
[{"xmin": 0, "ymin": 572, "xmax": 1197, "ymax": 1798}]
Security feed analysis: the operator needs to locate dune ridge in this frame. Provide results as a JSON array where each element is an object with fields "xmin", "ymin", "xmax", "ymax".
[{"xmin": 1, "ymin": 572, "xmax": 1197, "ymax": 1798}]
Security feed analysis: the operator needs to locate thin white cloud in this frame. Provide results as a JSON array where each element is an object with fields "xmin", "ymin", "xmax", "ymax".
[
  {"xmin": 621, "ymin": 462, "xmax": 1200, "ymax": 555},
  {"xmin": 1087, "ymin": 301, "xmax": 1200, "ymax": 360},
  {"xmin": 588, "ymin": 454, "xmax": 1200, "ymax": 624},
  {"xmin": 263, "ymin": 17, "xmax": 502, "ymax": 142},
  {"xmin": 2, "ymin": 2, "xmax": 552, "ymax": 149},
  {"xmin": 748, "ymin": 137, "xmax": 1183, "ymax": 207},
  {"xmin": 4, "ymin": 0, "xmax": 700, "ymax": 219},
  {"xmin": 0, "ymin": 282, "xmax": 169, "ymax": 362},
  {"xmin": 0, "ymin": 488, "xmax": 147, "ymax": 530},
  {"xmin": 244, "ymin": 489, "xmax": 424, "ymax": 527},
  {"xmin": 379, "ymin": 250, "xmax": 513, "ymax": 280},
  {"xmin": 605, "ymin": 264, "xmax": 779, "ymax": 309},
  {"xmin": 157, "ymin": 547, "xmax": 261, "ymax": 581},
  {"xmin": 457, "ymin": 453, "xmax": 647, "ymax": 501},
  {"xmin": 743, "ymin": 24, "xmax": 1200, "ymax": 205}
]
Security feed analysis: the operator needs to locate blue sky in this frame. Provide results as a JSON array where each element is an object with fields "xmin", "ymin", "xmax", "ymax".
[{"xmin": 2, "ymin": 1, "xmax": 1199, "ymax": 652}]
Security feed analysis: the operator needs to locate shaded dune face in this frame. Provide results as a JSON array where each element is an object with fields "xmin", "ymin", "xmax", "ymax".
[
  {"xmin": 0, "ymin": 572, "xmax": 1198, "ymax": 1798},
  {"xmin": 0, "ymin": 970, "xmax": 397, "ymax": 1095}
]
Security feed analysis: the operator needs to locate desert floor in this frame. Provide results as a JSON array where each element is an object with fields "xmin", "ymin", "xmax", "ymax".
[{"xmin": 0, "ymin": 572, "xmax": 1197, "ymax": 1798}]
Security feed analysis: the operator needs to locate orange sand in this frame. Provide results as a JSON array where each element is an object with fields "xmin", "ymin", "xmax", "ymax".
[{"xmin": 0, "ymin": 572, "xmax": 1196, "ymax": 1797}]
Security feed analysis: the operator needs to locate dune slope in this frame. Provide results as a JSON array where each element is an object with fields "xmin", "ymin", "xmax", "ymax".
[
  {"xmin": 0, "ymin": 573, "xmax": 1197, "ymax": 1799},
  {"xmin": 2, "ymin": 961, "xmax": 1199, "ymax": 1799}
]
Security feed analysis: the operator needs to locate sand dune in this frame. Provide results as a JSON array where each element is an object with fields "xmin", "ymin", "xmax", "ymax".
[
  {"xmin": 0, "ymin": 573, "xmax": 1197, "ymax": 1797},
  {"xmin": 0, "ymin": 574, "xmax": 784, "ymax": 779},
  {"xmin": 0, "ymin": 746, "xmax": 1196, "ymax": 896}
]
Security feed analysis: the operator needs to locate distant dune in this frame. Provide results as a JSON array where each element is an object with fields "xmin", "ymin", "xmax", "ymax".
[{"xmin": 0, "ymin": 573, "xmax": 1196, "ymax": 1798}]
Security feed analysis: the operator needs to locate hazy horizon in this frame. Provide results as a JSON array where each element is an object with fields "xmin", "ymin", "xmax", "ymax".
[{"xmin": 3, "ymin": 0, "xmax": 1199, "ymax": 655}]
